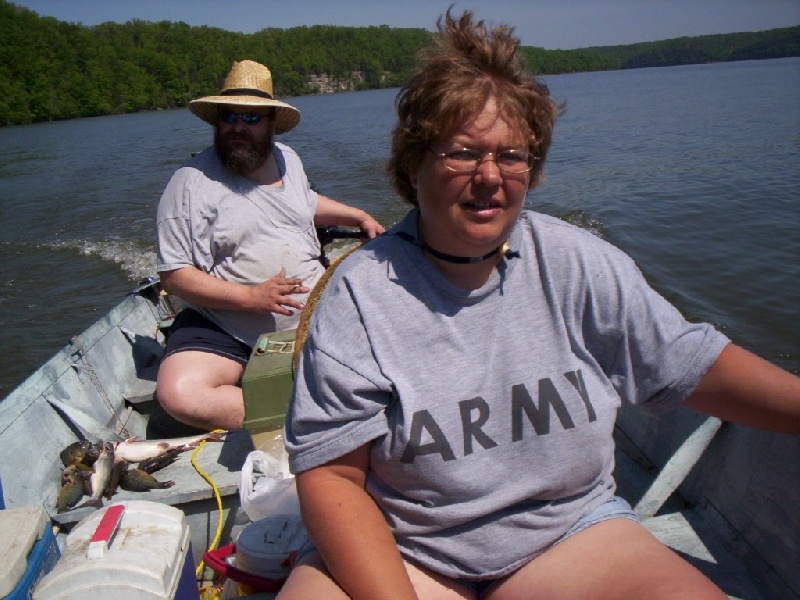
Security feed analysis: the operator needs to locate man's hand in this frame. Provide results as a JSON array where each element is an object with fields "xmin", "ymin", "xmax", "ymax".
[
  {"xmin": 315, "ymin": 194, "xmax": 385, "ymax": 239},
  {"xmin": 359, "ymin": 215, "xmax": 386, "ymax": 239},
  {"xmin": 248, "ymin": 267, "xmax": 309, "ymax": 315}
]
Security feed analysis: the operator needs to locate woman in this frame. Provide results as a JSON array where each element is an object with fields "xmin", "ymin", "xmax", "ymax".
[{"xmin": 279, "ymin": 10, "xmax": 800, "ymax": 600}]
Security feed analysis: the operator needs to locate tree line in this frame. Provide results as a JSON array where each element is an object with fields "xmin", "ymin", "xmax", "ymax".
[{"xmin": 1, "ymin": 0, "xmax": 797, "ymax": 126}]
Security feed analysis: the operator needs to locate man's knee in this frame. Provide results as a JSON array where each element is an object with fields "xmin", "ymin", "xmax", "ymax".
[
  {"xmin": 155, "ymin": 355, "xmax": 197, "ymax": 413},
  {"xmin": 155, "ymin": 378, "xmax": 189, "ymax": 421}
]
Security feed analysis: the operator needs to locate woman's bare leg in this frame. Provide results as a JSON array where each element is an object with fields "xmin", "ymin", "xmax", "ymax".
[{"xmin": 486, "ymin": 518, "xmax": 726, "ymax": 600}]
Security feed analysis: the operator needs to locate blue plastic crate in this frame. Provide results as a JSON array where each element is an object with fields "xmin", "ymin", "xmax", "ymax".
[{"xmin": 4, "ymin": 523, "xmax": 60, "ymax": 600}]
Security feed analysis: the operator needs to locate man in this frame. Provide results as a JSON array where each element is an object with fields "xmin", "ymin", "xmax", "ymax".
[{"xmin": 156, "ymin": 60, "xmax": 384, "ymax": 431}]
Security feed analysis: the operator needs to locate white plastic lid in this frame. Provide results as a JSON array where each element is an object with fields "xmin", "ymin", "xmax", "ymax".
[
  {"xmin": 236, "ymin": 514, "xmax": 307, "ymax": 579},
  {"xmin": 33, "ymin": 501, "xmax": 192, "ymax": 600}
]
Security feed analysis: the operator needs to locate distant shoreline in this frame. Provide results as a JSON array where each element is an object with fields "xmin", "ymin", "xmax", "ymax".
[{"xmin": 1, "ymin": 0, "xmax": 797, "ymax": 127}]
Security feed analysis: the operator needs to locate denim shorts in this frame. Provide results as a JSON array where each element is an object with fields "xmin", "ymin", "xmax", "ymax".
[
  {"xmin": 294, "ymin": 496, "xmax": 640, "ymax": 595},
  {"xmin": 456, "ymin": 496, "xmax": 640, "ymax": 597},
  {"xmin": 162, "ymin": 308, "xmax": 251, "ymax": 366}
]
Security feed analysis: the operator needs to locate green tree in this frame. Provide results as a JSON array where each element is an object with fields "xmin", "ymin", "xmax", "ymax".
[{"xmin": 0, "ymin": 0, "xmax": 796, "ymax": 126}]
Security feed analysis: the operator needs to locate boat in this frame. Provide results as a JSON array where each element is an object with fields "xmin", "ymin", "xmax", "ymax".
[{"xmin": 0, "ymin": 230, "xmax": 797, "ymax": 599}]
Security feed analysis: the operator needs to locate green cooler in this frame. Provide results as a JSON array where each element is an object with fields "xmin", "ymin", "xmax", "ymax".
[{"xmin": 241, "ymin": 329, "xmax": 297, "ymax": 449}]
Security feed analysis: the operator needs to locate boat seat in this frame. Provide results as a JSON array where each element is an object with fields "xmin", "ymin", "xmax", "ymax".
[
  {"xmin": 118, "ymin": 325, "xmax": 164, "ymax": 405},
  {"xmin": 123, "ymin": 376, "xmax": 158, "ymax": 404}
]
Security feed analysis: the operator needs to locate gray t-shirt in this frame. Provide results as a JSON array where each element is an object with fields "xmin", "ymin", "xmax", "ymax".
[
  {"xmin": 286, "ymin": 209, "xmax": 729, "ymax": 579},
  {"xmin": 156, "ymin": 142, "xmax": 324, "ymax": 346}
]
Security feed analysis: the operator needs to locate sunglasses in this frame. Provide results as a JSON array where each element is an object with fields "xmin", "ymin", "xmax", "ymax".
[{"xmin": 218, "ymin": 110, "xmax": 267, "ymax": 126}]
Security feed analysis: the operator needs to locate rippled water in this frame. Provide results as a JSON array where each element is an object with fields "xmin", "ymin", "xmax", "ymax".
[{"xmin": 1, "ymin": 58, "xmax": 798, "ymax": 396}]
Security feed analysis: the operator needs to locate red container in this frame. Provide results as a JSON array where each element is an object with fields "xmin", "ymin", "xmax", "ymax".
[
  {"xmin": 203, "ymin": 544, "xmax": 292, "ymax": 594},
  {"xmin": 203, "ymin": 514, "xmax": 306, "ymax": 595}
]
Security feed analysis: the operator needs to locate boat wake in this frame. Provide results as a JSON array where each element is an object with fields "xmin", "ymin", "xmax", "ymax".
[
  {"xmin": 558, "ymin": 209, "xmax": 607, "ymax": 239},
  {"xmin": 45, "ymin": 239, "xmax": 157, "ymax": 282}
]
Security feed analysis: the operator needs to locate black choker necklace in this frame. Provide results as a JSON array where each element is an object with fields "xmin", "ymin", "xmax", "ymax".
[{"xmin": 394, "ymin": 231, "xmax": 520, "ymax": 264}]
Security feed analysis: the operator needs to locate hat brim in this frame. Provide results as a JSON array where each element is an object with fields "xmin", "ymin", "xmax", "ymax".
[{"xmin": 189, "ymin": 95, "xmax": 301, "ymax": 134}]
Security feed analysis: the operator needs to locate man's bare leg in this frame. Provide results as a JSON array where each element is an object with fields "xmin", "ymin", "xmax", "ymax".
[{"xmin": 157, "ymin": 350, "xmax": 246, "ymax": 430}]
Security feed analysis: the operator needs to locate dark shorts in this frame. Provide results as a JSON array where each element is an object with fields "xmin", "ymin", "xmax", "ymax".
[{"xmin": 162, "ymin": 308, "xmax": 251, "ymax": 366}]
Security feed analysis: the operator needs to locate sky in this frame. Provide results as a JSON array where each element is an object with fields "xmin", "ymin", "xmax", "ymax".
[{"xmin": 10, "ymin": 0, "xmax": 800, "ymax": 49}]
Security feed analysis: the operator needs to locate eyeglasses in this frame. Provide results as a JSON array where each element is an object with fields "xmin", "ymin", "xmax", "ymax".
[
  {"xmin": 432, "ymin": 148, "xmax": 537, "ymax": 174},
  {"xmin": 218, "ymin": 110, "xmax": 266, "ymax": 126}
]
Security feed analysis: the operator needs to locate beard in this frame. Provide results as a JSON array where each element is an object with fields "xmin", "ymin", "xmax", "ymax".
[{"xmin": 214, "ymin": 128, "xmax": 273, "ymax": 176}]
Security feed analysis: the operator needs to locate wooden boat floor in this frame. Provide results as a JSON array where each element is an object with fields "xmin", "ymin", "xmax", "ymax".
[{"xmin": 53, "ymin": 428, "xmax": 254, "ymax": 528}]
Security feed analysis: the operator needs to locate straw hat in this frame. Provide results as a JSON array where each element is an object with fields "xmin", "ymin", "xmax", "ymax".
[{"xmin": 189, "ymin": 60, "xmax": 301, "ymax": 134}]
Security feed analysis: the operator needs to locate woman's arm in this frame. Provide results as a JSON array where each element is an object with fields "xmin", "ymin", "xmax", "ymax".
[
  {"xmin": 296, "ymin": 444, "xmax": 419, "ymax": 600},
  {"xmin": 314, "ymin": 194, "xmax": 385, "ymax": 238},
  {"xmin": 685, "ymin": 343, "xmax": 800, "ymax": 433}
]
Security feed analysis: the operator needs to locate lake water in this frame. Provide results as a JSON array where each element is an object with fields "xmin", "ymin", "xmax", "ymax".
[{"xmin": 1, "ymin": 58, "xmax": 798, "ymax": 397}]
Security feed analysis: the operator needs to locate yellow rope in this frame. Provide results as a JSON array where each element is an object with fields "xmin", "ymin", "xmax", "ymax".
[
  {"xmin": 191, "ymin": 430, "xmax": 226, "ymax": 580},
  {"xmin": 198, "ymin": 585, "xmax": 223, "ymax": 600}
]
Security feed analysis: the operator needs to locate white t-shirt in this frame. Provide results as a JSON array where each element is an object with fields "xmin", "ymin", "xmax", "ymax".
[{"xmin": 156, "ymin": 142, "xmax": 324, "ymax": 346}]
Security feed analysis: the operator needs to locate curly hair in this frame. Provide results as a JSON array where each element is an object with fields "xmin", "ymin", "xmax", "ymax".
[{"xmin": 387, "ymin": 9, "xmax": 561, "ymax": 206}]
